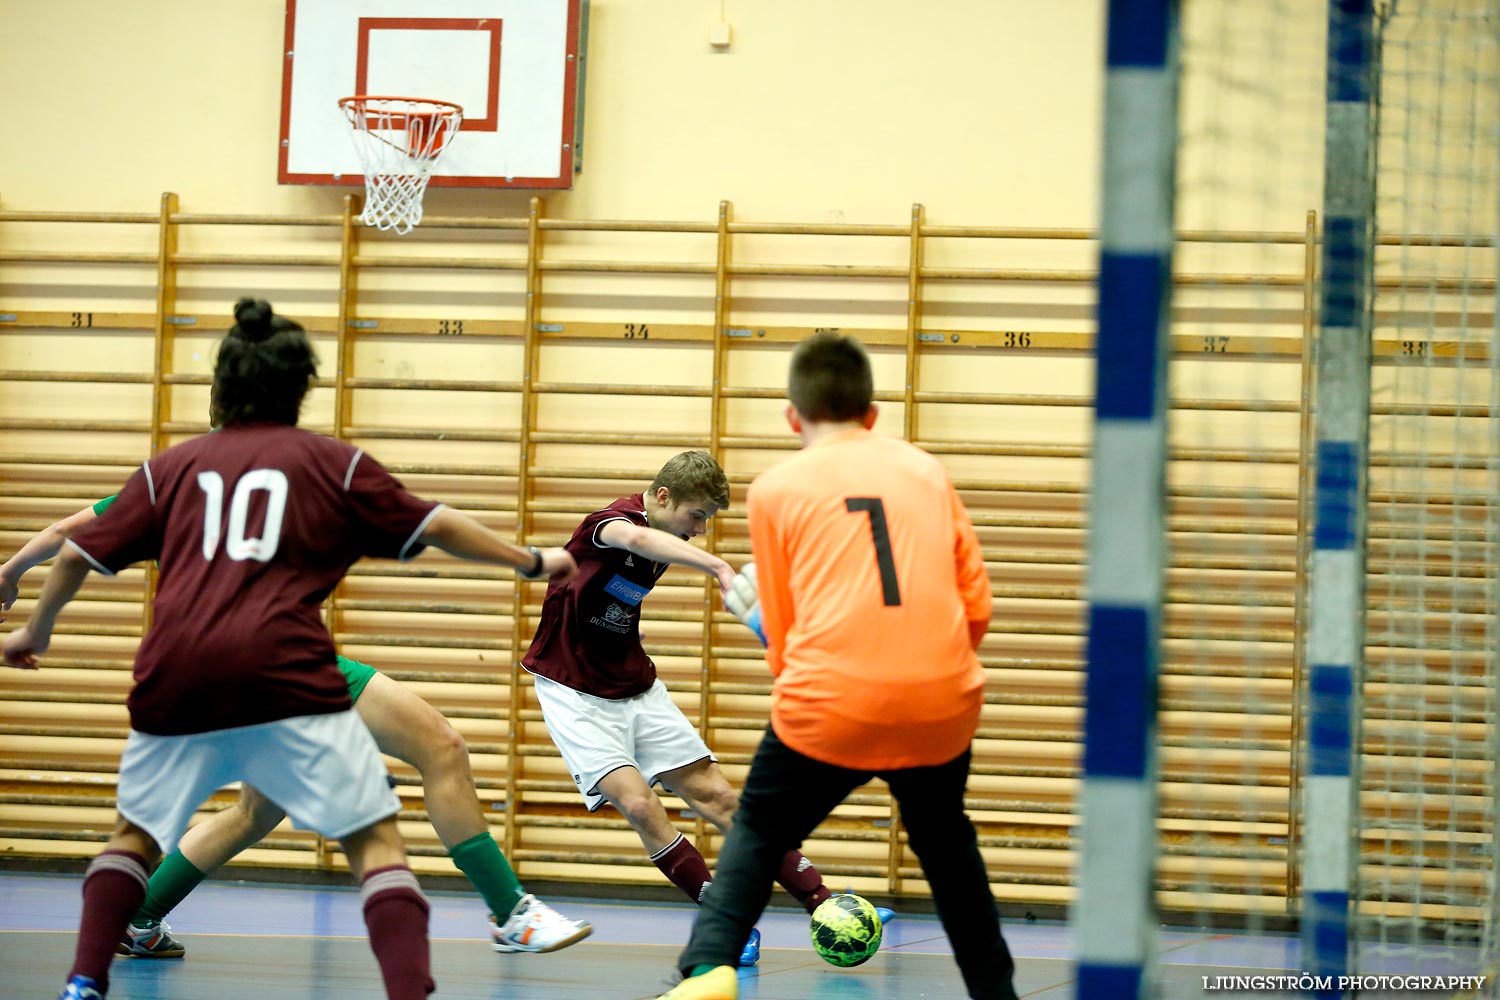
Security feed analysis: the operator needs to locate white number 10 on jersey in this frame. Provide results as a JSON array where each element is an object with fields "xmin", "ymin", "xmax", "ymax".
[{"xmin": 196, "ymin": 470, "xmax": 289, "ymax": 562}]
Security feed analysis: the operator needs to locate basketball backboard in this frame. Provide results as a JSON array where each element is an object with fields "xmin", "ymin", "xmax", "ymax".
[{"xmin": 280, "ymin": 0, "xmax": 584, "ymax": 188}]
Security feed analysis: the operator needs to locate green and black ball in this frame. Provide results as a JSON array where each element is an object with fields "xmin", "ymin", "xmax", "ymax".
[{"xmin": 809, "ymin": 893, "xmax": 882, "ymax": 967}]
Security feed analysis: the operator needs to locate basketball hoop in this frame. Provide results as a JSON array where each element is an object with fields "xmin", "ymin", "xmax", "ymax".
[{"xmin": 339, "ymin": 96, "xmax": 464, "ymax": 235}]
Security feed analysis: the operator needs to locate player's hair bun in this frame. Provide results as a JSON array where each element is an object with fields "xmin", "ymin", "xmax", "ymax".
[
  {"xmin": 211, "ymin": 298, "xmax": 315, "ymax": 427},
  {"xmin": 232, "ymin": 297, "xmax": 276, "ymax": 342}
]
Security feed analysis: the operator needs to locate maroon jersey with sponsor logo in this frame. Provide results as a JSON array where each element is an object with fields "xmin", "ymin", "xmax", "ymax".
[
  {"xmin": 523, "ymin": 494, "xmax": 668, "ymax": 699},
  {"xmin": 68, "ymin": 424, "xmax": 440, "ymax": 736}
]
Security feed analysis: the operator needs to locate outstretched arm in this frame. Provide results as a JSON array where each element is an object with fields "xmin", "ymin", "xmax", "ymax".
[
  {"xmin": 2, "ymin": 546, "xmax": 92, "ymax": 669},
  {"xmin": 596, "ymin": 520, "xmax": 734, "ymax": 599},
  {"xmin": 0, "ymin": 504, "xmax": 99, "ymax": 621},
  {"xmin": 418, "ymin": 507, "xmax": 576, "ymax": 582}
]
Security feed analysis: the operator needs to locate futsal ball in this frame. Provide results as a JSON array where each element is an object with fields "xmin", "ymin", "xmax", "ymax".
[{"xmin": 809, "ymin": 893, "xmax": 882, "ymax": 967}]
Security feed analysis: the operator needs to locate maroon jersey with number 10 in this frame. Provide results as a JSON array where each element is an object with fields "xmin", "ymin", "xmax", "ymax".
[{"xmin": 67, "ymin": 424, "xmax": 441, "ymax": 737}]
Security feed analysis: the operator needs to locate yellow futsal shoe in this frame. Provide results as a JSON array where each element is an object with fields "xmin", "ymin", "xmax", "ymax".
[{"xmin": 657, "ymin": 965, "xmax": 738, "ymax": 1000}]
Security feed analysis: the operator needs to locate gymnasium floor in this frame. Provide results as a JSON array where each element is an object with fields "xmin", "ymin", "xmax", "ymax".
[{"xmin": 0, "ymin": 872, "xmax": 1467, "ymax": 999}]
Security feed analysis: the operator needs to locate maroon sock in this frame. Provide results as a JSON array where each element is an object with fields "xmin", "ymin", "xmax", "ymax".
[
  {"xmin": 650, "ymin": 833, "xmax": 714, "ymax": 904},
  {"xmin": 777, "ymin": 850, "xmax": 833, "ymax": 913},
  {"xmin": 361, "ymin": 866, "xmax": 434, "ymax": 1000},
  {"xmin": 70, "ymin": 850, "xmax": 149, "ymax": 991}
]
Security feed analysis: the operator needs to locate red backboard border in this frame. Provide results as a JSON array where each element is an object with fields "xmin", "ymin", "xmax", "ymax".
[{"xmin": 355, "ymin": 17, "xmax": 502, "ymax": 132}]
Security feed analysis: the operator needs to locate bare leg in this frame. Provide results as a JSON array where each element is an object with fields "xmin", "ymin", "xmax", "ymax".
[
  {"xmin": 355, "ymin": 673, "xmax": 485, "ymax": 848},
  {"xmin": 177, "ymin": 783, "xmax": 287, "ymax": 872},
  {"xmin": 663, "ymin": 756, "xmax": 832, "ymax": 913},
  {"xmin": 596, "ymin": 765, "xmax": 719, "ymax": 905},
  {"xmin": 356, "ymin": 673, "xmax": 545, "ymax": 927},
  {"xmin": 105, "ymin": 815, "xmax": 162, "ymax": 866},
  {"xmin": 596, "ymin": 765, "xmax": 685, "ymax": 854},
  {"xmin": 659, "ymin": 758, "xmax": 739, "ymax": 833},
  {"xmin": 122, "ymin": 784, "xmax": 288, "ymax": 946},
  {"xmin": 341, "ymin": 814, "xmax": 411, "ymax": 881}
]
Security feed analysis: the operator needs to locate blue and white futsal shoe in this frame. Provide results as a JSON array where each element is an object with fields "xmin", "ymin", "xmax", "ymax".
[
  {"xmin": 737, "ymin": 926, "xmax": 762, "ymax": 966},
  {"xmin": 58, "ymin": 975, "xmax": 104, "ymax": 1000}
]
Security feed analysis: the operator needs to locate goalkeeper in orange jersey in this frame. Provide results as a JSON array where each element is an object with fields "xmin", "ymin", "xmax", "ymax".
[{"xmin": 657, "ymin": 331, "xmax": 1018, "ymax": 1000}]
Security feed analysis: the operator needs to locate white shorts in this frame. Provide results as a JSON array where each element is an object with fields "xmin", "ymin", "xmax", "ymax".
[
  {"xmin": 532, "ymin": 674, "xmax": 715, "ymax": 812},
  {"xmin": 116, "ymin": 709, "xmax": 400, "ymax": 855}
]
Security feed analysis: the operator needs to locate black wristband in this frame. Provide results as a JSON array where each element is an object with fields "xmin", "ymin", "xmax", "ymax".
[{"xmin": 520, "ymin": 545, "xmax": 545, "ymax": 579}]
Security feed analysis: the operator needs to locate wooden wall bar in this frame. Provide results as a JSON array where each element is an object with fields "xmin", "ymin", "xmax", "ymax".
[{"xmin": 0, "ymin": 195, "xmax": 1493, "ymax": 920}]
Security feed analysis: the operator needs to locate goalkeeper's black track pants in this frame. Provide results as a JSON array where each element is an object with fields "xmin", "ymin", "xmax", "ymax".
[{"xmin": 676, "ymin": 725, "xmax": 1019, "ymax": 1000}]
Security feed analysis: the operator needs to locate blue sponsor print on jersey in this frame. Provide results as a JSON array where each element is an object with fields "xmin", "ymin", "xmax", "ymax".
[{"xmin": 604, "ymin": 574, "xmax": 648, "ymax": 606}]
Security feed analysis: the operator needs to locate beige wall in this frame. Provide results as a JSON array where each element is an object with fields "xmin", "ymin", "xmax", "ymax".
[{"xmin": 1, "ymin": 0, "xmax": 1106, "ymax": 226}]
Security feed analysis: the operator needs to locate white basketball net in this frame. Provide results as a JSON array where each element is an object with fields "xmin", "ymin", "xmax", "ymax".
[{"xmin": 339, "ymin": 97, "xmax": 463, "ymax": 235}]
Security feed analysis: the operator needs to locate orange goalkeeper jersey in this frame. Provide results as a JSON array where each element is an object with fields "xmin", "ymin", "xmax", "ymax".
[{"xmin": 747, "ymin": 428, "xmax": 991, "ymax": 770}]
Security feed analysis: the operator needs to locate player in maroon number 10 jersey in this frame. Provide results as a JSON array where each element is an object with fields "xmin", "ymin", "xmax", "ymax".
[{"xmin": 2, "ymin": 299, "xmax": 577, "ymax": 1000}]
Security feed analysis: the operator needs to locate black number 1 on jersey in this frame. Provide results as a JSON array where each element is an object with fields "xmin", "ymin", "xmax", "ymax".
[{"xmin": 845, "ymin": 497, "xmax": 901, "ymax": 606}]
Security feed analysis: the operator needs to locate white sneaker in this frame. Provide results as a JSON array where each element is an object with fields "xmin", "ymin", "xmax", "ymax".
[
  {"xmin": 117, "ymin": 919, "xmax": 186, "ymax": 958},
  {"xmin": 490, "ymin": 894, "xmax": 593, "ymax": 953}
]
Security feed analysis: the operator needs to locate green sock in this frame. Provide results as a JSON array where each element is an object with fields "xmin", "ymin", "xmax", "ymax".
[
  {"xmin": 448, "ymin": 832, "xmax": 525, "ymax": 917},
  {"xmin": 133, "ymin": 850, "xmax": 207, "ymax": 927},
  {"xmin": 690, "ymin": 965, "xmax": 718, "ymax": 978}
]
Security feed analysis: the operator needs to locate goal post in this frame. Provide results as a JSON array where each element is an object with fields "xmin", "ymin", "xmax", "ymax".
[
  {"xmin": 1073, "ymin": 2, "xmax": 1178, "ymax": 997},
  {"xmin": 1301, "ymin": 0, "xmax": 1379, "ymax": 989}
]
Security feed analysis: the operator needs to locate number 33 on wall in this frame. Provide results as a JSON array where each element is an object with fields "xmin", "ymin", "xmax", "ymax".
[{"xmin": 196, "ymin": 470, "xmax": 288, "ymax": 562}]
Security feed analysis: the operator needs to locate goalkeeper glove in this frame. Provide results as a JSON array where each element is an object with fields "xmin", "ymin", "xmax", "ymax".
[{"xmin": 725, "ymin": 563, "xmax": 766, "ymax": 646}]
